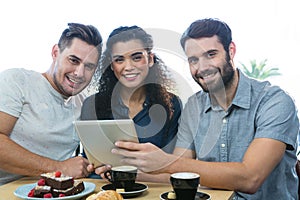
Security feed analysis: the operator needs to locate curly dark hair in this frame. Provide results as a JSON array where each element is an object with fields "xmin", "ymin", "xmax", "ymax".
[{"xmin": 95, "ymin": 25, "xmax": 175, "ymax": 119}]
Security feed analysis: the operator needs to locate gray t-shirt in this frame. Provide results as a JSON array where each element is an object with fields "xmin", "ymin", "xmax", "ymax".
[
  {"xmin": 176, "ymin": 70, "xmax": 299, "ymax": 199},
  {"xmin": 0, "ymin": 68, "xmax": 85, "ymax": 185}
]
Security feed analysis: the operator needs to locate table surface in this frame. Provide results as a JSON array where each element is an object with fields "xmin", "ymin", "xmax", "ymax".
[{"xmin": 0, "ymin": 177, "xmax": 234, "ymax": 200}]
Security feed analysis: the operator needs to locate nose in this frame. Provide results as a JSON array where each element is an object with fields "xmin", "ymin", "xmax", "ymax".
[
  {"xmin": 124, "ymin": 59, "xmax": 135, "ymax": 71},
  {"xmin": 74, "ymin": 64, "xmax": 85, "ymax": 77}
]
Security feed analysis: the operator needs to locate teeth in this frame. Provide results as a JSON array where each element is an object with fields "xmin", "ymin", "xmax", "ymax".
[
  {"xmin": 68, "ymin": 77, "xmax": 81, "ymax": 84},
  {"xmin": 124, "ymin": 74, "xmax": 138, "ymax": 78},
  {"xmin": 203, "ymin": 73, "xmax": 215, "ymax": 78},
  {"xmin": 202, "ymin": 70, "xmax": 217, "ymax": 79}
]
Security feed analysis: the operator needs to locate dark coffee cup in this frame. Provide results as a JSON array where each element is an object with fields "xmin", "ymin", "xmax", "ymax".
[
  {"xmin": 170, "ymin": 172, "xmax": 200, "ymax": 200},
  {"xmin": 104, "ymin": 165, "xmax": 137, "ymax": 190}
]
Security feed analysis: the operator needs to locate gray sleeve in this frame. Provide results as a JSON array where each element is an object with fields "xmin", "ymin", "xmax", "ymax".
[
  {"xmin": 255, "ymin": 87, "xmax": 299, "ymax": 150},
  {"xmin": 175, "ymin": 94, "xmax": 201, "ymax": 151},
  {"xmin": 80, "ymin": 94, "xmax": 97, "ymax": 120}
]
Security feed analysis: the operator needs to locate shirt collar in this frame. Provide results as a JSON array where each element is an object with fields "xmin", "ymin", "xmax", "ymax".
[{"xmin": 232, "ymin": 69, "xmax": 251, "ymax": 109}]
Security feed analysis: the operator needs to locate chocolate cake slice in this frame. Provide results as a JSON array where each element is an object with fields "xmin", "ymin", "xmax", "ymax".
[
  {"xmin": 52, "ymin": 180, "xmax": 85, "ymax": 197},
  {"xmin": 41, "ymin": 172, "xmax": 74, "ymax": 190},
  {"xmin": 28, "ymin": 171, "xmax": 86, "ymax": 198},
  {"xmin": 33, "ymin": 185, "xmax": 51, "ymax": 197}
]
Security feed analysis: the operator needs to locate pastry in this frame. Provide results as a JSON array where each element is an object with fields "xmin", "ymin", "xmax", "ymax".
[{"xmin": 86, "ymin": 190, "xmax": 123, "ymax": 200}]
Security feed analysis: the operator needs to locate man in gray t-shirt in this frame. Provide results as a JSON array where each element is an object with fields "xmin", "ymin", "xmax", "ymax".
[{"xmin": 0, "ymin": 23, "xmax": 102, "ymax": 185}]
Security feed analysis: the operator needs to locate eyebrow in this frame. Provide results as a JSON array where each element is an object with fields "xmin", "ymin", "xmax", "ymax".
[
  {"xmin": 70, "ymin": 55, "xmax": 97, "ymax": 68},
  {"xmin": 131, "ymin": 52, "xmax": 144, "ymax": 56},
  {"xmin": 69, "ymin": 55, "xmax": 81, "ymax": 61},
  {"xmin": 206, "ymin": 49, "xmax": 218, "ymax": 55},
  {"xmin": 112, "ymin": 51, "xmax": 144, "ymax": 59},
  {"xmin": 192, "ymin": 49, "xmax": 218, "ymax": 58}
]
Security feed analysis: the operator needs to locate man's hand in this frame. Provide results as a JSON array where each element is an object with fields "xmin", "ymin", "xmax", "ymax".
[
  {"xmin": 92, "ymin": 164, "xmax": 112, "ymax": 179},
  {"xmin": 112, "ymin": 141, "xmax": 178, "ymax": 173},
  {"xmin": 58, "ymin": 156, "xmax": 92, "ymax": 178}
]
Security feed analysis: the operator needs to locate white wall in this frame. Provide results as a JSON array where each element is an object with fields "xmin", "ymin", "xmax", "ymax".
[{"xmin": 0, "ymin": 0, "xmax": 299, "ymax": 109}]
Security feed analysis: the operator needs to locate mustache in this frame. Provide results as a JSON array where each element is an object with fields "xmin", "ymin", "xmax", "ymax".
[{"xmin": 195, "ymin": 68, "xmax": 220, "ymax": 79}]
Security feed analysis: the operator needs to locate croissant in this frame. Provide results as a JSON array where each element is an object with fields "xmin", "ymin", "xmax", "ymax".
[{"xmin": 86, "ymin": 190, "xmax": 123, "ymax": 200}]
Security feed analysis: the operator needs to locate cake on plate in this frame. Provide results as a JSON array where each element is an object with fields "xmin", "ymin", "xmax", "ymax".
[{"xmin": 27, "ymin": 171, "xmax": 85, "ymax": 198}]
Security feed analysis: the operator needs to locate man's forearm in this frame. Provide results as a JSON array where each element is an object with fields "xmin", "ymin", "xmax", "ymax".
[{"xmin": 0, "ymin": 134, "xmax": 58, "ymax": 176}]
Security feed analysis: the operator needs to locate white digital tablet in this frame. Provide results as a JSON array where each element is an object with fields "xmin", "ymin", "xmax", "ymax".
[{"xmin": 74, "ymin": 119, "xmax": 139, "ymax": 167}]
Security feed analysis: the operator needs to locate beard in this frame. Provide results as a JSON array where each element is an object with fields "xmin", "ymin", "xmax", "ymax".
[{"xmin": 193, "ymin": 55, "xmax": 234, "ymax": 93}]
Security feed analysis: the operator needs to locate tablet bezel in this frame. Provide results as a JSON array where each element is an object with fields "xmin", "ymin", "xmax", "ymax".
[{"xmin": 74, "ymin": 119, "xmax": 139, "ymax": 167}]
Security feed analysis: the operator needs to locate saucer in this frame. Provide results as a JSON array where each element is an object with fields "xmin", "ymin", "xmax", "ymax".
[
  {"xmin": 101, "ymin": 183, "xmax": 148, "ymax": 198},
  {"xmin": 160, "ymin": 191, "xmax": 211, "ymax": 200}
]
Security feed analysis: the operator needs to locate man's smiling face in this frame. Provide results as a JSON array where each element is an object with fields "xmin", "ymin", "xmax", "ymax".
[
  {"xmin": 184, "ymin": 35, "xmax": 234, "ymax": 93},
  {"xmin": 50, "ymin": 38, "xmax": 99, "ymax": 97}
]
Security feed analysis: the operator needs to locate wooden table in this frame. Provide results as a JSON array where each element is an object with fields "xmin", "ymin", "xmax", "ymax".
[{"xmin": 0, "ymin": 177, "xmax": 234, "ymax": 199}]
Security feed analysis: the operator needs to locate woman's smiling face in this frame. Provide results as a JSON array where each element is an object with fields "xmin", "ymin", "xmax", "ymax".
[{"xmin": 111, "ymin": 39, "xmax": 153, "ymax": 89}]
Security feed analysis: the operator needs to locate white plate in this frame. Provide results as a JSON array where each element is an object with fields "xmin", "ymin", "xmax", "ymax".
[{"xmin": 14, "ymin": 182, "xmax": 95, "ymax": 200}]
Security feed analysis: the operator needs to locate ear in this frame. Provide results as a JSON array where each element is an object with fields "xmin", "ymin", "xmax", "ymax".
[
  {"xmin": 51, "ymin": 44, "xmax": 59, "ymax": 59},
  {"xmin": 228, "ymin": 42, "xmax": 236, "ymax": 60},
  {"xmin": 148, "ymin": 53, "xmax": 155, "ymax": 67}
]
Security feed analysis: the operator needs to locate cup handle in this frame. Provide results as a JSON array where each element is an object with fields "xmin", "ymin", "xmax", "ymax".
[{"xmin": 104, "ymin": 170, "xmax": 112, "ymax": 181}]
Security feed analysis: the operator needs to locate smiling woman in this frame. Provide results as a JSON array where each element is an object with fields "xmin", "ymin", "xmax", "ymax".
[{"xmin": 80, "ymin": 25, "xmax": 182, "ymax": 154}]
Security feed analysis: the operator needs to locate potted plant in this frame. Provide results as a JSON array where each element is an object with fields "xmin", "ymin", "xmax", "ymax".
[{"xmin": 240, "ymin": 59, "xmax": 281, "ymax": 80}]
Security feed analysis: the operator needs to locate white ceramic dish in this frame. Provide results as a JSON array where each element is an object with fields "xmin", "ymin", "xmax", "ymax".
[{"xmin": 14, "ymin": 182, "xmax": 95, "ymax": 200}]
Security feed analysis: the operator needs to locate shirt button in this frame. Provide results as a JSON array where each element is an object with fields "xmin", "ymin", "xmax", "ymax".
[
  {"xmin": 222, "ymin": 118, "xmax": 227, "ymax": 123},
  {"xmin": 221, "ymin": 143, "xmax": 226, "ymax": 148}
]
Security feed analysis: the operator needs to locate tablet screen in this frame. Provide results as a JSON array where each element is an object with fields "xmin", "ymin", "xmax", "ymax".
[{"xmin": 74, "ymin": 119, "xmax": 139, "ymax": 167}]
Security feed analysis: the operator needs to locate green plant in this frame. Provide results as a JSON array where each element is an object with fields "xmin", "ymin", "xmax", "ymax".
[{"xmin": 240, "ymin": 59, "xmax": 281, "ymax": 80}]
